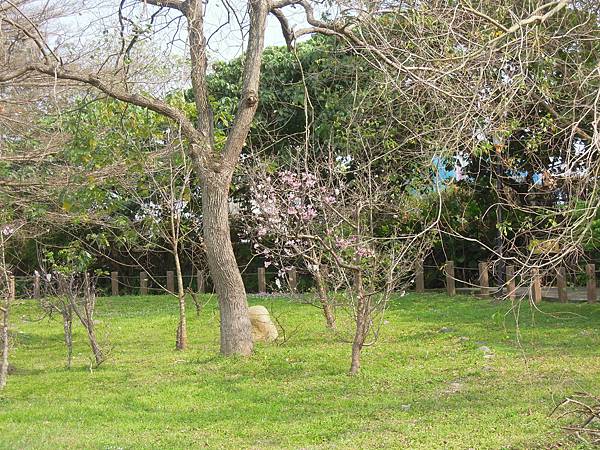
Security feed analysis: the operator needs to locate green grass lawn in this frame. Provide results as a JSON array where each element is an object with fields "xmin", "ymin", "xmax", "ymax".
[{"xmin": 1, "ymin": 293, "xmax": 599, "ymax": 449}]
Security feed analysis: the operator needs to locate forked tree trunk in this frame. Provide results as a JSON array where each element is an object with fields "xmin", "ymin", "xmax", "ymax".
[
  {"xmin": 314, "ymin": 270, "xmax": 336, "ymax": 329},
  {"xmin": 186, "ymin": 0, "xmax": 267, "ymax": 356},
  {"xmin": 201, "ymin": 172, "xmax": 253, "ymax": 356},
  {"xmin": 173, "ymin": 247, "xmax": 187, "ymax": 350}
]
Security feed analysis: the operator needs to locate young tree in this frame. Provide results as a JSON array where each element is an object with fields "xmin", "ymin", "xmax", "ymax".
[
  {"xmin": 39, "ymin": 278, "xmax": 75, "ymax": 368},
  {"xmin": 115, "ymin": 149, "xmax": 199, "ymax": 350},
  {"xmin": 41, "ymin": 246, "xmax": 106, "ymax": 367}
]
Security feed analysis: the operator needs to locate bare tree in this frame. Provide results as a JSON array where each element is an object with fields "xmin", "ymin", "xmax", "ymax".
[
  {"xmin": 40, "ymin": 246, "xmax": 106, "ymax": 367},
  {"xmin": 321, "ymin": 0, "xmax": 600, "ymax": 300},
  {"xmin": 55, "ymin": 272, "xmax": 104, "ymax": 367},
  {"xmin": 38, "ymin": 273, "xmax": 75, "ymax": 367}
]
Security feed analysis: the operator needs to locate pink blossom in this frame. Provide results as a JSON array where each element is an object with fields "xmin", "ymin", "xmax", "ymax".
[
  {"xmin": 302, "ymin": 172, "xmax": 317, "ymax": 188},
  {"xmin": 322, "ymin": 195, "xmax": 336, "ymax": 205},
  {"xmin": 301, "ymin": 206, "xmax": 317, "ymax": 221},
  {"xmin": 335, "ymin": 237, "xmax": 350, "ymax": 249},
  {"xmin": 356, "ymin": 246, "xmax": 375, "ymax": 258}
]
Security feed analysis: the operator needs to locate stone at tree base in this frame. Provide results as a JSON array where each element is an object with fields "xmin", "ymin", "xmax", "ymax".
[{"xmin": 248, "ymin": 305, "xmax": 278, "ymax": 342}]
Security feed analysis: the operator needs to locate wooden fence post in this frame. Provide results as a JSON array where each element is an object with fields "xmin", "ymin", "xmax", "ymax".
[
  {"xmin": 532, "ymin": 268, "xmax": 542, "ymax": 304},
  {"xmin": 258, "ymin": 268, "xmax": 266, "ymax": 294},
  {"xmin": 140, "ymin": 271, "xmax": 148, "ymax": 296},
  {"xmin": 33, "ymin": 271, "xmax": 40, "ymax": 299},
  {"xmin": 415, "ymin": 261, "xmax": 425, "ymax": 293},
  {"xmin": 479, "ymin": 262, "xmax": 489, "ymax": 297},
  {"xmin": 445, "ymin": 261, "xmax": 456, "ymax": 297},
  {"xmin": 196, "ymin": 270, "xmax": 205, "ymax": 294},
  {"xmin": 111, "ymin": 271, "xmax": 119, "ymax": 297},
  {"xmin": 586, "ymin": 264, "xmax": 597, "ymax": 304},
  {"xmin": 506, "ymin": 265, "xmax": 516, "ymax": 301},
  {"xmin": 557, "ymin": 267, "xmax": 568, "ymax": 303},
  {"xmin": 166, "ymin": 271, "xmax": 175, "ymax": 293},
  {"xmin": 288, "ymin": 268, "xmax": 298, "ymax": 293}
]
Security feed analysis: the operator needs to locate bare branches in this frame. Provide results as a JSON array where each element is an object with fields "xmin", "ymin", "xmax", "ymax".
[
  {"xmin": 143, "ymin": 0, "xmax": 187, "ymax": 12},
  {"xmin": 551, "ymin": 393, "xmax": 600, "ymax": 446},
  {"xmin": 1, "ymin": 62, "xmax": 201, "ymax": 141},
  {"xmin": 0, "ymin": 0, "xmax": 60, "ymax": 63},
  {"xmin": 39, "ymin": 271, "xmax": 106, "ymax": 367},
  {"xmin": 460, "ymin": 3, "xmax": 509, "ymax": 33}
]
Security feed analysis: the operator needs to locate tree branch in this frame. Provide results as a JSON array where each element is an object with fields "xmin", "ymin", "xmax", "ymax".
[
  {"xmin": 1, "ymin": 63, "xmax": 202, "ymax": 142},
  {"xmin": 186, "ymin": 0, "xmax": 215, "ymax": 166},
  {"xmin": 143, "ymin": 0, "xmax": 187, "ymax": 12},
  {"xmin": 271, "ymin": 8, "xmax": 293, "ymax": 50},
  {"xmin": 220, "ymin": 0, "xmax": 270, "ymax": 170}
]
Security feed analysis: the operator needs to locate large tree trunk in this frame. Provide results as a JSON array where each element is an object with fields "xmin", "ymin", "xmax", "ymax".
[
  {"xmin": 186, "ymin": 0, "xmax": 266, "ymax": 356},
  {"xmin": 201, "ymin": 171, "xmax": 253, "ymax": 356}
]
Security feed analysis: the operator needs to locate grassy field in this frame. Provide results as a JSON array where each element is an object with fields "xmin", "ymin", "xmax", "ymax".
[{"xmin": 1, "ymin": 293, "xmax": 599, "ymax": 449}]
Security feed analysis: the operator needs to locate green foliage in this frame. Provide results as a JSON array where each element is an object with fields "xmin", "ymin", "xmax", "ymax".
[
  {"xmin": 207, "ymin": 36, "xmax": 421, "ymax": 170},
  {"xmin": 43, "ymin": 242, "xmax": 94, "ymax": 274}
]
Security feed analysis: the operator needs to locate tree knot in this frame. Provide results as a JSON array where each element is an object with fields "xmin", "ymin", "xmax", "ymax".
[{"xmin": 245, "ymin": 92, "xmax": 259, "ymax": 107}]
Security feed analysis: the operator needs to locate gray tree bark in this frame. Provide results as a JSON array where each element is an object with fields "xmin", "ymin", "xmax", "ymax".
[{"xmin": 201, "ymin": 173, "xmax": 253, "ymax": 355}]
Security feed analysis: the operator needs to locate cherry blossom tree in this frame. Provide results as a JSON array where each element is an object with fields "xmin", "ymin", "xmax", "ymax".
[{"xmin": 244, "ymin": 149, "xmax": 434, "ymax": 374}]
